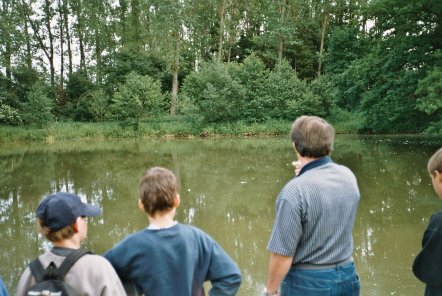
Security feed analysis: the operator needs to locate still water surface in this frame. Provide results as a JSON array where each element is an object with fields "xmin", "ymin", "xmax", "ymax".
[{"xmin": 0, "ymin": 135, "xmax": 441, "ymax": 295}]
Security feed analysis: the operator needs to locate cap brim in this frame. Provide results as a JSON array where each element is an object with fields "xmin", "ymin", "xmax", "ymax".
[{"xmin": 79, "ymin": 203, "xmax": 102, "ymax": 217}]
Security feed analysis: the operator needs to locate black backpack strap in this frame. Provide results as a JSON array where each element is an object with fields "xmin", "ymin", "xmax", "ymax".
[
  {"xmin": 28, "ymin": 258, "xmax": 46, "ymax": 283},
  {"xmin": 57, "ymin": 249, "xmax": 89, "ymax": 280}
]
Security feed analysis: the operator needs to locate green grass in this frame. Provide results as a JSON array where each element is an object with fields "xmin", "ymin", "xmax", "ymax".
[
  {"xmin": 0, "ymin": 116, "xmax": 293, "ymax": 143},
  {"xmin": 0, "ymin": 115, "xmax": 364, "ymax": 143}
]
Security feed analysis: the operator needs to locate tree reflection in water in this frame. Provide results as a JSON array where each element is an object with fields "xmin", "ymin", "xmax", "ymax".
[{"xmin": 0, "ymin": 135, "xmax": 441, "ymax": 295}]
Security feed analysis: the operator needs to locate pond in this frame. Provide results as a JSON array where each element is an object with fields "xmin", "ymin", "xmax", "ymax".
[{"xmin": 0, "ymin": 135, "xmax": 441, "ymax": 295}]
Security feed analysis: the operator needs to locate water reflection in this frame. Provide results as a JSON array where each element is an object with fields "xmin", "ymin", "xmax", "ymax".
[{"xmin": 0, "ymin": 135, "xmax": 441, "ymax": 295}]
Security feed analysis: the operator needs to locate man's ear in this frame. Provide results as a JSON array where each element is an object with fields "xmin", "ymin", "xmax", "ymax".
[
  {"xmin": 174, "ymin": 194, "xmax": 181, "ymax": 208},
  {"xmin": 138, "ymin": 199, "xmax": 144, "ymax": 210},
  {"xmin": 72, "ymin": 219, "xmax": 80, "ymax": 233},
  {"xmin": 292, "ymin": 142, "xmax": 301, "ymax": 159},
  {"xmin": 435, "ymin": 170, "xmax": 442, "ymax": 182}
]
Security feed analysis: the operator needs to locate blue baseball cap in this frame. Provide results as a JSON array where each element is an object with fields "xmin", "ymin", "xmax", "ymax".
[{"xmin": 36, "ymin": 192, "xmax": 102, "ymax": 231}]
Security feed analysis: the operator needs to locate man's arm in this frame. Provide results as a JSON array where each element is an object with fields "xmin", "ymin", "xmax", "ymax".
[{"xmin": 265, "ymin": 252, "xmax": 293, "ymax": 295}]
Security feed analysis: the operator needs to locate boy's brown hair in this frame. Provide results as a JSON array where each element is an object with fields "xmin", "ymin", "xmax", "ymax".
[
  {"xmin": 36, "ymin": 218, "xmax": 75, "ymax": 242},
  {"xmin": 428, "ymin": 147, "xmax": 442, "ymax": 176},
  {"xmin": 139, "ymin": 167, "xmax": 178, "ymax": 216},
  {"xmin": 290, "ymin": 115, "xmax": 335, "ymax": 158}
]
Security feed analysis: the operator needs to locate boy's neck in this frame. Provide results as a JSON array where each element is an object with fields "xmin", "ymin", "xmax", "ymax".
[
  {"xmin": 52, "ymin": 237, "xmax": 81, "ymax": 249},
  {"xmin": 148, "ymin": 208, "xmax": 177, "ymax": 229}
]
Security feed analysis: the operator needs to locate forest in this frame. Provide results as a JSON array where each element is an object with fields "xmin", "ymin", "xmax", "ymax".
[{"xmin": 0, "ymin": 0, "xmax": 440, "ymax": 134}]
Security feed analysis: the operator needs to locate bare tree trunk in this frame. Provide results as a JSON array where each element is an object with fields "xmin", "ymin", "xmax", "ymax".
[
  {"xmin": 62, "ymin": 0, "xmax": 73, "ymax": 75},
  {"xmin": 217, "ymin": 0, "xmax": 226, "ymax": 62},
  {"xmin": 2, "ymin": 0, "xmax": 12, "ymax": 81},
  {"xmin": 317, "ymin": 6, "xmax": 328, "ymax": 78},
  {"xmin": 4, "ymin": 41, "xmax": 12, "ymax": 82},
  {"xmin": 24, "ymin": 18, "xmax": 32, "ymax": 69},
  {"xmin": 278, "ymin": 0, "xmax": 286, "ymax": 62},
  {"xmin": 170, "ymin": 40, "xmax": 180, "ymax": 116},
  {"xmin": 26, "ymin": 0, "xmax": 55, "ymax": 87},
  {"xmin": 72, "ymin": 0, "xmax": 86, "ymax": 71},
  {"xmin": 44, "ymin": 0, "xmax": 55, "ymax": 87},
  {"xmin": 95, "ymin": 28, "xmax": 102, "ymax": 84},
  {"xmin": 58, "ymin": 0, "xmax": 65, "ymax": 91},
  {"xmin": 226, "ymin": 0, "xmax": 238, "ymax": 63},
  {"xmin": 79, "ymin": 31, "xmax": 86, "ymax": 71}
]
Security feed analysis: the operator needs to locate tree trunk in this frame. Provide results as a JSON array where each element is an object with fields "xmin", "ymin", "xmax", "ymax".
[
  {"xmin": 226, "ymin": 0, "xmax": 238, "ymax": 63},
  {"xmin": 4, "ymin": 41, "xmax": 12, "ymax": 82},
  {"xmin": 218, "ymin": 0, "xmax": 226, "ymax": 62},
  {"xmin": 24, "ymin": 18, "xmax": 32, "ymax": 69},
  {"xmin": 317, "ymin": 7, "xmax": 328, "ymax": 78},
  {"xmin": 58, "ymin": 0, "xmax": 65, "ymax": 91},
  {"xmin": 44, "ymin": 0, "xmax": 55, "ymax": 87},
  {"xmin": 72, "ymin": 0, "xmax": 86, "ymax": 71},
  {"xmin": 63, "ymin": 0, "xmax": 73, "ymax": 75},
  {"xmin": 278, "ymin": 0, "xmax": 286, "ymax": 62},
  {"xmin": 26, "ymin": 0, "xmax": 55, "ymax": 86},
  {"xmin": 95, "ymin": 28, "xmax": 102, "ymax": 84},
  {"xmin": 2, "ymin": 0, "xmax": 12, "ymax": 81},
  {"xmin": 170, "ymin": 40, "xmax": 180, "ymax": 116}
]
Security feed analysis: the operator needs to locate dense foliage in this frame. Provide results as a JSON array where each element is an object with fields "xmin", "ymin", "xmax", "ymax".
[{"xmin": 0, "ymin": 0, "xmax": 440, "ymax": 134}]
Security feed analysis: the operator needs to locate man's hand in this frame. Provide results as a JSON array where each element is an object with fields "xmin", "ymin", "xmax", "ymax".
[
  {"xmin": 266, "ymin": 253, "xmax": 293, "ymax": 295},
  {"xmin": 292, "ymin": 160, "xmax": 303, "ymax": 176}
]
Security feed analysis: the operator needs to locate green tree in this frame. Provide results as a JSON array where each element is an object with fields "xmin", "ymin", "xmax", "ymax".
[
  {"xmin": 0, "ymin": 98, "xmax": 22, "ymax": 126},
  {"xmin": 415, "ymin": 51, "xmax": 442, "ymax": 134},
  {"xmin": 357, "ymin": 0, "xmax": 441, "ymax": 132},
  {"xmin": 112, "ymin": 72, "xmax": 165, "ymax": 130},
  {"xmin": 64, "ymin": 70, "xmax": 94, "ymax": 120},
  {"xmin": 10, "ymin": 66, "xmax": 42, "ymax": 108},
  {"xmin": 325, "ymin": 26, "xmax": 370, "ymax": 76},
  {"xmin": 416, "ymin": 50, "xmax": 442, "ymax": 115},
  {"xmin": 103, "ymin": 48, "xmax": 168, "ymax": 93},
  {"xmin": 181, "ymin": 61, "xmax": 245, "ymax": 123},
  {"xmin": 263, "ymin": 60, "xmax": 324, "ymax": 120},
  {"xmin": 20, "ymin": 82, "xmax": 54, "ymax": 127},
  {"xmin": 228, "ymin": 54, "xmax": 269, "ymax": 121},
  {"xmin": 78, "ymin": 88, "xmax": 110, "ymax": 122}
]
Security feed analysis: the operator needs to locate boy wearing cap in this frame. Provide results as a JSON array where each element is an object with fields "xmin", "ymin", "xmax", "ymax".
[
  {"xmin": 413, "ymin": 147, "xmax": 442, "ymax": 296},
  {"xmin": 16, "ymin": 192, "xmax": 127, "ymax": 296},
  {"xmin": 104, "ymin": 167, "xmax": 242, "ymax": 296}
]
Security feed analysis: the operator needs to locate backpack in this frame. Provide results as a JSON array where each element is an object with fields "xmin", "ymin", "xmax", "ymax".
[{"xmin": 26, "ymin": 249, "xmax": 88, "ymax": 296}]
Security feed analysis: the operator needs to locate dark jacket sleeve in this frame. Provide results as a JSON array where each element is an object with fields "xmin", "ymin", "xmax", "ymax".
[
  {"xmin": 412, "ymin": 213, "xmax": 442, "ymax": 287},
  {"xmin": 206, "ymin": 241, "xmax": 242, "ymax": 296}
]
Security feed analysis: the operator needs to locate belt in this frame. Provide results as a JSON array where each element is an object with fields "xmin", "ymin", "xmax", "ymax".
[{"xmin": 292, "ymin": 257, "xmax": 353, "ymax": 270}]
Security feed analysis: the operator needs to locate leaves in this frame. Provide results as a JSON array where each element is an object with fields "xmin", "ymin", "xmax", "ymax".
[{"xmin": 112, "ymin": 72, "xmax": 165, "ymax": 130}]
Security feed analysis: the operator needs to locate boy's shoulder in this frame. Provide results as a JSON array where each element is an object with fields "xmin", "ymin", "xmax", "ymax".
[
  {"xmin": 430, "ymin": 211, "xmax": 442, "ymax": 225},
  {"xmin": 39, "ymin": 251, "xmax": 111, "ymax": 269},
  {"xmin": 115, "ymin": 224, "xmax": 217, "ymax": 247}
]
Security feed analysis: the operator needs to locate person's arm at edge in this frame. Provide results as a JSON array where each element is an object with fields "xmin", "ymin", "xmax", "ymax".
[
  {"xmin": 207, "ymin": 242, "xmax": 242, "ymax": 296},
  {"xmin": 16, "ymin": 268, "xmax": 34, "ymax": 296},
  {"xmin": 94, "ymin": 255, "xmax": 128, "ymax": 296},
  {"xmin": 412, "ymin": 224, "xmax": 442, "ymax": 286},
  {"xmin": 103, "ymin": 243, "xmax": 130, "ymax": 281},
  {"xmin": 265, "ymin": 252, "xmax": 293, "ymax": 294}
]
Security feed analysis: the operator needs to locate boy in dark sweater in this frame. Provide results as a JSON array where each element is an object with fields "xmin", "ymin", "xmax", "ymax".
[
  {"xmin": 104, "ymin": 167, "xmax": 242, "ymax": 296},
  {"xmin": 413, "ymin": 147, "xmax": 442, "ymax": 296}
]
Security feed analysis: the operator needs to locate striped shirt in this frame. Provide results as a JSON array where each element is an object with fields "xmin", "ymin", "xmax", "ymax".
[{"xmin": 267, "ymin": 156, "xmax": 360, "ymax": 265}]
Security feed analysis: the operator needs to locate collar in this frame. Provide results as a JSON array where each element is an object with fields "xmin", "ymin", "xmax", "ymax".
[
  {"xmin": 51, "ymin": 246, "xmax": 76, "ymax": 256},
  {"xmin": 298, "ymin": 156, "xmax": 332, "ymax": 177},
  {"xmin": 147, "ymin": 221, "xmax": 178, "ymax": 230}
]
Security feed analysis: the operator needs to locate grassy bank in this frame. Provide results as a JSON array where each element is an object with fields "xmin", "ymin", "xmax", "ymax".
[
  {"xmin": 0, "ymin": 115, "xmax": 363, "ymax": 143},
  {"xmin": 0, "ymin": 117, "xmax": 285, "ymax": 143}
]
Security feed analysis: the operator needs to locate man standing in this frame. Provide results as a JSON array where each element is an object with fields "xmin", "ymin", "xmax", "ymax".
[{"xmin": 264, "ymin": 115, "xmax": 361, "ymax": 296}]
